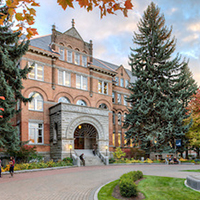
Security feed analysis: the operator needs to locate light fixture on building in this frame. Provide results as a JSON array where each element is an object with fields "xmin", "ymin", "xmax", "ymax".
[
  {"xmin": 105, "ymin": 145, "xmax": 108, "ymax": 156},
  {"xmin": 78, "ymin": 125, "xmax": 82, "ymax": 129},
  {"xmin": 69, "ymin": 144, "xmax": 72, "ymax": 158}
]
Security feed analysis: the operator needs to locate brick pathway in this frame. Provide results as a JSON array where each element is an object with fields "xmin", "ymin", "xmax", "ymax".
[{"xmin": 1, "ymin": 164, "xmax": 200, "ymax": 200}]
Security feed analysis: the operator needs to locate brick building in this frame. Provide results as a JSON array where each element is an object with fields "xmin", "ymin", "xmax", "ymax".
[{"xmin": 17, "ymin": 20, "xmax": 136, "ymax": 160}]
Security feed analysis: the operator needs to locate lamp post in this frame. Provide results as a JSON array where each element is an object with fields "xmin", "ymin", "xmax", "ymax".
[
  {"xmin": 69, "ymin": 144, "xmax": 72, "ymax": 158},
  {"xmin": 154, "ymin": 140, "xmax": 157, "ymax": 160},
  {"xmin": 105, "ymin": 145, "xmax": 108, "ymax": 156}
]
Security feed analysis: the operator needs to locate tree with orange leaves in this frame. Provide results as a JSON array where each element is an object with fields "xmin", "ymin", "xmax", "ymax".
[
  {"xmin": 186, "ymin": 88, "xmax": 200, "ymax": 158},
  {"xmin": 0, "ymin": 96, "xmax": 5, "ymax": 118},
  {"xmin": 0, "ymin": 4, "xmax": 32, "ymax": 152},
  {"xmin": 1, "ymin": 0, "xmax": 133, "ymax": 39}
]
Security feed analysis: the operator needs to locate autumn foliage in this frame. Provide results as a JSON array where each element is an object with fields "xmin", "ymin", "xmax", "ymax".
[
  {"xmin": 1, "ymin": 0, "xmax": 133, "ymax": 39},
  {"xmin": 0, "ymin": 96, "xmax": 5, "ymax": 118}
]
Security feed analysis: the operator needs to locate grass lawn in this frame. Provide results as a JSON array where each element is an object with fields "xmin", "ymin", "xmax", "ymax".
[
  {"xmin": 182, "ymin": 169, "xmax": 200, "ymax": 172},
  {"xmin": 98, "ymin": 176, "xmax": 200, "ymax": 200},
  {"xmin": 98, "ymin": 179, "xmax": 119, "ymax": 200}
]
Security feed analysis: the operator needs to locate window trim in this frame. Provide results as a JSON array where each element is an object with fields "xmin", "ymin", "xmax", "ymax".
[
  {"xmin": 98, "ymin": 80, "xmax": 108, "ymax": 95},
  {"xmin": 28, "ymin": 63, "xmax": 44, "ymax": 81},
  {"xmin": 28, "ymin": 122, "xmax": 44, "ymax": 145},
  {"xmin": 58, "ymin": 70, "xmax": 71, "ymax": 87},
  {"xmin": 28, "ymin": 92, "xmax": 43, "ymax": 111},
  {"xmin": 76, "ymin": 75, "xmax": 87, "ymax": 90},
  {"xmin": 75, "ymin": 52, "xmax": 80, "ymax": 65},
  {"xmin": 67, "ymin": 50, "xmax": 72, "ymax": 63},
  {"xmin": 82, "ymin": 55, "xmax": 87, "ymax": 67},
  {"xmin": 59, "ymin": 47, "xmax": 65, "ymax": 61}
]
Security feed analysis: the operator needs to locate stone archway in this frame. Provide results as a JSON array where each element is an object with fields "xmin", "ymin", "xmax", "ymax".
[{"xmin": 74, "ymin": 123, "xmax": 98, "ymax": 149}]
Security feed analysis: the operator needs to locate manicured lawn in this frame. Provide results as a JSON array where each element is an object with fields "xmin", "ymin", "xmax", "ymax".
[
  {"xmin": 182, "ymin": 169, "xmax": 200, "ymax": 172},
  {"xmin": 98, "ymin": 176, "xmax": 200, "ymax": 200},
  {"xmin": 138, "ymin": 176, "xmax": 200, "ymax": 200}
]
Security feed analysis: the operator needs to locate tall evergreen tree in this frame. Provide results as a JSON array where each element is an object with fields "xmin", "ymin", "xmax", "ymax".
[
  {"xmin": 0, "ymin": 6, "xmax": 31, "ymax": 152},
  {"xmin": 123, "ymin": 2, "xmax": 197, "ymax": 153}
]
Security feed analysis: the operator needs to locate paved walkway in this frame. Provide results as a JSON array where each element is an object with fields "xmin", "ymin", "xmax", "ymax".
[{"xmin": 0, "ymin": 164, "xmax": 200, "ymax": 200}]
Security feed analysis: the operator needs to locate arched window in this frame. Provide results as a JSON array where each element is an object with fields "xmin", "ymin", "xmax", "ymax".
[
  {"xmin": 118, "ymin": 112, "xmax": 121, "ymax": 125},
  {"xmin": 76, "ymin": 100, "xmax": 87, "ymax": 106},
  {"xmin": 28, "ymin": 92, "xmax": 43, "ymax": 111},
  {"xmin": 99, "ymin": 103, "xmax": 108, "ymax": 109},
  {"xmin": 58, "ymin": 97, "xmax": 70, "ymax": 103}
]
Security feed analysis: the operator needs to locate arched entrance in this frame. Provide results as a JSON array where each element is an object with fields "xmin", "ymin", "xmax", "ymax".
[{"xmin": 74, "ymin": 123, "xmax": 98, "ymax": 149}]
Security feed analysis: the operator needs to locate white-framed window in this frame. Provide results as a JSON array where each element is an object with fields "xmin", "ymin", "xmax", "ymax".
[
  {"xmin": 58, "ymin": 70, "xmax": 71, "ymax": 86},
  {"xmin": 120, "ymin": 78, "xmax": 124, "ymax": 87},
  {"xmin": 112, "ymin": 92, "xmax": 115, "ymax": 103},
  {"xmin": 75, "ymin": 52, "xmax": 80, "ymax": 65},
  {"xmin": 28, "ymin": 63, "xmax": 44, "ymax": 81},
  {"xmin": 29, "ymin": 122, "xmax": 43, "ymax": 144},
  {"xmin": 124, "ymin": 95, "xmax": 127, "ymax": 106},
  {"xmin": 99, "ymin": 103, "xmax": 108, "ymax": 109},
  {"xmin": 76, "ymin": 75, "xmax": 87, "ymax": 90},
  {"xmin": 113, "ymin": 111, "xmax": 115, "ymax": 124},
  {"xmin": 67, "ymin": 50, "xmax": 72, "ymax": 63},
  {"xmin": 98, "ymin": 80, "xmax": 108, "ymax": 94},
  {"xmin": 115, "ymin": 77, "xmax": 119, "ymax": 86},
  {"xmin": 82, "ymin": 55, "xmax": 87, "ymax": 67},
  {"xmin": 28, "ymin": 92, "xmax": 43, "ymax": 111},
  {"xmin": 59, "ymin": 47, "xmax": 64, "ymax": 60},
  {"xmin": 118, "ymin": 112, "xmax": 122, "ymax": 125},
  {"xmin": 58, "ymin": 97, "xmax": 70, "ymax": 103},
  {"xmin": 76, "ymin": 100, "xmax": 87, "ymax": 106},
  {"xmin": 125, "ymin": 79, "xmax": 129, "ymax": 88},
  {"xmin": 117, "ymin": 94, "xmax": 121, "ymax": 104}
]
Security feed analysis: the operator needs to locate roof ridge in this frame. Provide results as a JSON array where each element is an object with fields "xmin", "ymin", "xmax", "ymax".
[
  {"xmin": 93, "ymin": 58, "xmax": 117, "ymax": 72},
  {"xmin": 30, "ymin": 34, "xmax": 51, "ymax": 40}
]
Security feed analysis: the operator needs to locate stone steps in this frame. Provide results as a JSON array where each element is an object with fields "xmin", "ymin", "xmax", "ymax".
[{"xmin": 74, "ymin": 149, "xmax": 104, "ymax": 166}]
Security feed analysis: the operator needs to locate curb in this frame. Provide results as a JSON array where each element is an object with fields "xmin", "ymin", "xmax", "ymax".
[
  {"xmin": 1, "ymin": 165, "xmax": 78, "ymax": 175},
  {"xmin": 184, "ymin": 180, "xmax": 200, "ymax": 192},
  {"xmin": 94, "ymin": 179, "xmax": 116, "ymax": 200}
]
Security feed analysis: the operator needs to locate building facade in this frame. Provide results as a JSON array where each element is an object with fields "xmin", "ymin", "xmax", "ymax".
[{"xmin": 16, "ymin": 20, "xmax": 136, "ymax": 160}]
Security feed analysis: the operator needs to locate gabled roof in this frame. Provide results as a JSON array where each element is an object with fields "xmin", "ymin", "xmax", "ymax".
[
  {"xmin": 92, "ymin": 58, "xmax": 136, "ymax": 83},
  {"xmin": 64, "ymin": 27, "xmax": 83, "ymax": 41}
]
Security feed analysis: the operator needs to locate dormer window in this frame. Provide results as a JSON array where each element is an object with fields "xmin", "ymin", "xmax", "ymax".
[
  {"xmin": 67, "ymin": 50, "xmax": 72, "ymax": 63},
  {"xmin": 59, "ymin": 47, "xmax": 64, "ymax": 60},
  {"xmin": 75, "ymin": 52, "xmax": 80, "ymax": 65}
]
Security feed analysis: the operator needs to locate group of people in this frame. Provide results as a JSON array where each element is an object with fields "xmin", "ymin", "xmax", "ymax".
[
  {"xmin": 168, "ymin": 155, "xmax": 179, "ymax": 164},
  {"xmin": 0, "ymin": 156, "xmax": 15, "ymax": 178}
]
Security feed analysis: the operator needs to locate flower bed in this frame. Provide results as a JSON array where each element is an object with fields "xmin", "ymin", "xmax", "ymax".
[{"xmin": 1, "ymin": 157, "xmax": 73, "ymax": 172}]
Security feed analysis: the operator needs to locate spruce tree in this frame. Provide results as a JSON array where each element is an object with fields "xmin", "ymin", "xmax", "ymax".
[
  {"xmin": 123, "ymin": 2, "xmax": 197, "ymax": 153},
  {"xmin": 0, "ymin": 6, "xmax": 31, "ymax": 153}
]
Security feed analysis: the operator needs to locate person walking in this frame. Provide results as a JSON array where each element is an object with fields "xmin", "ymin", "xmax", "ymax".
[
  {"xmin": 9, "ymin": 157, "xmax": 15, "ymax": 178},
  {"xmin": 80, "ymin": 153, "xmax": 85, "ymax": 166}
]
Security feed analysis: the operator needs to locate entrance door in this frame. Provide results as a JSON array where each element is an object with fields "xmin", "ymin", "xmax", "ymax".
[{"xmin": 74, "ymin": 123, "xmax": 98, "ymax": 149}]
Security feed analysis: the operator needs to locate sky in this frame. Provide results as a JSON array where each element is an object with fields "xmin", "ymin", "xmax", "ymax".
[{"xmin": 33, "ymin": 0, "xmax": 200, "ymax": 85}]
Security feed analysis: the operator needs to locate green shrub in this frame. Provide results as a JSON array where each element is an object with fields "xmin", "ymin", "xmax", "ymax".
[
  {"xmin": 119, "ymin": 170, "xmax": 143, "ymax": 197},
  {"xmin": 120, "ymin": 178, "xmax": 138, "ymax": 197},
  {"xmin": 109, "ymin": 158, "xmax": 115, "ymax": 164},
  {"xmin": 63, "ymin": 157, "xmax": 73, "ymax": 163},
  {"xmin": 113, "ymin": 147, "xmax": 126, "ymax": 160}
]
